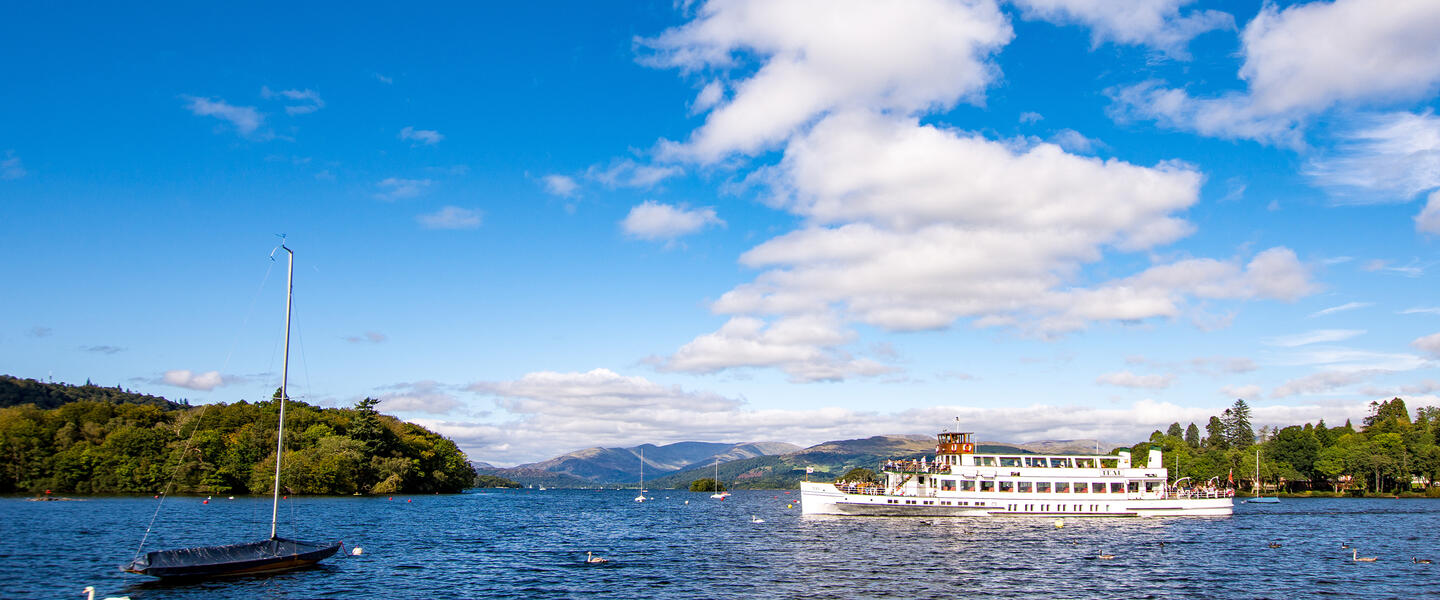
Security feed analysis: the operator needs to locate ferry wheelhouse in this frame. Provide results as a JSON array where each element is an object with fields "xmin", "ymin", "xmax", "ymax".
[{"xmin": 800, "ymin": 431, "xmax": 1232, "ymax": 518}]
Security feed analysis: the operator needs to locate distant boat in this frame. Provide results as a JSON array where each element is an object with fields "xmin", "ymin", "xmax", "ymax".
[
  {"xmin": 709, "ymin": 457, "xmax": 729, "ymax": 499},
  {"xmin": 1247, "ymin": 448, "xmax": 1280, "ymax": 504},
  {"xmin": 634, "ymin": 449, "xmax": 647, "ymax": 502},
  {"xmin": 124, "ymin": 242, "xmax": 341, "ymax": 578}
]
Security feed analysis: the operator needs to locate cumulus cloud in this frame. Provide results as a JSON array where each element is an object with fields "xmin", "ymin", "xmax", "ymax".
[
  {"xmin": 1414, "ymin": 332, "xmax": 1440, "ymax": 359},
  {"xmin": 399, "ymin": 126, "xmax": 444, "ymax": 146},
  {"xmin": 345, "ymin": 331, "xmax": 387, "ymax": 344},
  {"xmin": 182, "ymin": 95, "xmax": 266, "ymax": 138},
  {"xmin": 1221, "ymin": 384, "xmax": 1263, "ymax": 400},
  {"xmin": 426, "ymin": 368, "xmax": 1374, "ymax": 464},
  {"xmin": 162, "ymin": 369, "xmax": 225, "ymax": 391},
  {"xmin": 654, "ymin": 314, "xmax": 895, "ymax": 382},
  {"xmin": 621, "ymin": 201, "xmax": 723, "ymax": 241},
  {"xmin": 374, "ymin": 177, "xmax": 432, "ymax": 200},
  {"xmin": 1010, "ymin": 0, "xmax": 1233, "ymax": 59},
  {"xmin": 641, "ymin": 0, "xmax": 1014, "ymax": 162},
  {"xmin": 1110, "ymin": 0, "xmax": 1440, "ymax": 145},
  {"xmin": 1418, "ymin": 191, "xmax": 1440, "ymax": 235},
  {"xmin": 1096, "ymin": 371, "xmax": 1175, "ymax": 389},
  {"xmin": 1, "ymin": 151, "xmax": 25, "ymax": 180},
  {"xmin": 541, "ymin": 174, "xmax": 580, "ymax": 198},
  {"xmin": 586, "ymin": 159, "xmax": 683, "ymax": 188},
  {"xmin": 376, "ymin": 381, "xmax": 462, "ymax": 414},
  {"xmin": 417, "ymin": 206, "xmax": 483, "ymax": 230},
  {"xmin": 261, "ymin": 86, "xmax": 324, "ymax": 115}
]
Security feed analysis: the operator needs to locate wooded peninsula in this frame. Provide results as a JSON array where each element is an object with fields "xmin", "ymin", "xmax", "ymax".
[{"xmin": 0, "ymin": 376, "xmax": 475, "ymax": 495}]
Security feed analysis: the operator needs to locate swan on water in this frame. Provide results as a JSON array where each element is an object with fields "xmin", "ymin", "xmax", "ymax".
[
  {"xmin": 1352, "ymin": 549, "xmax": 1377, "ymax": 562},
  {"xmin": 585, "ymin": 551, "xmax": 608, "ymax": 564},
  {"xmin": 1097, "ymin": 553, "xmax": 1115, "ymax": 560},
  {"xmin": 82, "ymin": 587, "xmax": 130, "ymax": 600},
  {"xmin": 750, "ymin": 515, "xmax": 765, "ymax": 523},
  {"xmin": 1415, "ymin": 557, "xmax": 1433, "ymax": 564}
]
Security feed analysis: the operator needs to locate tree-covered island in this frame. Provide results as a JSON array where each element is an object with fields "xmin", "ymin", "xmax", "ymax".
[{"xmin": 0, "ymin": 376, "xmax": 475, "ymax": 495}]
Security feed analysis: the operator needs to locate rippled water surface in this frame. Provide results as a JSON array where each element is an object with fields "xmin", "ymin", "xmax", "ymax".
[{"xmin": 4, "ymin": 491, "xmax": 1437, "ymax": 599}]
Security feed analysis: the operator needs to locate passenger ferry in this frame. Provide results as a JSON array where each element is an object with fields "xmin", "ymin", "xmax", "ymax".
[{"xmin": 800, "ymin": 431, "xmax": 1232, "ymax": 518}]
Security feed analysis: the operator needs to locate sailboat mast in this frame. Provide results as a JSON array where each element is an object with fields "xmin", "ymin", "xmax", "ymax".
[{"xmin": 270, "ymin": 244, "xmax": 293, "ymax": 539}]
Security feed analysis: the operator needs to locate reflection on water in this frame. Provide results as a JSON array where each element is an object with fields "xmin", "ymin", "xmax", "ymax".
[{"xmin": 3, "ymin": 491, "xmax": 1434, "ymax": 599}]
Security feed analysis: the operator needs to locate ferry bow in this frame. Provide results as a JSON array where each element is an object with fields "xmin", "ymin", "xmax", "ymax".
[{"xmin": 801, "ymin": 431, "xmax": 1232, "ymax": 518}]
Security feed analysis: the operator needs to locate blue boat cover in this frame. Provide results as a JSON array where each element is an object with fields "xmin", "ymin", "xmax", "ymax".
[{"xmin": 124, "ymin": 536, "xmax": 341, "ymax": 578}]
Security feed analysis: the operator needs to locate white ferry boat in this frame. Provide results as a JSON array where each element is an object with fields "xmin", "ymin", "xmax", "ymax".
[{"xmin": 800, "ymin": 431, "xmax": 1232, "ymax": 518}]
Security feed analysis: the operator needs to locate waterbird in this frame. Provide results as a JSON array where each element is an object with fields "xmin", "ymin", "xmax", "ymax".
[
  {"xmin": 351, "ymin": 547, "xmax": 364, "ymax": 556},
  {"xmin": 1341, "ymin": 542, "xmax": 1351, "ymax": 549},
  {"xmin": 82, "ymin": 587, "xmax": 130, "ymax": 600},
  {"xmin": 1352, "ymin": 549, "xmax": 1377, "ymax": 562},
  {"xmin": 1416, "ymin": 557, "xmax": 1433, "ymax": 564},
  {"xmin": 751, "ymin": 515, "xmax": 765, "ymax": 523},
  {"xmin": 585, "ymin": 552, "xmax": 608, "ymax": 564},
  {"xmin": 1268, "ymin": 542, "xmax": 1282, "ymax": 548},
  {"xmin": 1097, "ymin": 553, "xmax": 1116, "ymax": 560}
]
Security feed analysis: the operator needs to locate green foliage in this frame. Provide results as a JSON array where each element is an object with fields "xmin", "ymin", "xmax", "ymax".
[
  {"xmin": 1184, "ymin": 423, "xmax": 1201, "ymax": 448},
  {"xmin": 690, "ymin": 478, "xmax": 725, "ymax": 492},
  {"xmin": 838, "ymin": 467, "xmax": 878, "ymax": 483},
  {"xmin": 0, "ymin": 384, "xmax": 475, "ymax": 495},
  {"xmin": 474, "ymin": 474, "xmax": 521, "ymax": 488}
]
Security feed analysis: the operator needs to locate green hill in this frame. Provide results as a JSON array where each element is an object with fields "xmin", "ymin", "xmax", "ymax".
[{"xmin": 0, "ymin": 375, "xmax": 184, "ymax": 410}]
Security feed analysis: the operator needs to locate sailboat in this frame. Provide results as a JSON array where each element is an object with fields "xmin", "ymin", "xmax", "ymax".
[
  {"xmin": 124, "ymin": 242, "xmax": 342, "ymax": 578},
  {"xmin": 634, "ymin": 449, "xmax": 647, "ymax": 502},
  {"xmin": 709, "ymin": 457, "xmax": 729, "ymax": 499},
  {"xmin": 1246, "ymin": 447, "xmax": 1280, "ymax": 504}
]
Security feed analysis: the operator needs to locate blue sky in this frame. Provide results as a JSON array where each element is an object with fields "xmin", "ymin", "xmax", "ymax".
[{"xmin": 4, "ymin": 0, "xmax": 1439, "ymax": 465}]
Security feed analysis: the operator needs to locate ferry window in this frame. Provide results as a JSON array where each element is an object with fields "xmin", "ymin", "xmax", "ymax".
[
  {"xmin": 980, "ymin": 481, "xmax": 994, "ymax": 492},
  {"xmin": 941, "ymin": 479, "xmax": 956, "ymax": 491},
  {"xmin": 1091, "ymin": 483, "xmax": 1105, "ymax": 493},
  {"xmin": 1127, "ymin": 481, "xmax": 1139, "ymax": 493},
  {"xmin": 918, "ymin": 476, "xmax": 925, "ymax": 485},
  {"xmin": 1000, "ymin": 457, "xmax": 1021, "ymax": 467},
  {"xmin": 1036, "ymin": 482, "xmax": 1051, "ymax": 493},
  {"xmin": 1072, "ymin": 482, "xmax": 1086, "ymax": 493},
  {"xmin": 1075, "ymin": 458, "xmax": 1095, "ymax": 468},
  {"xmin": 1024, "ymin": 457, "xmax": 1045, "ymax": 467},
  {"xmin": 1111, "ymin": 482, "xmax": 1126, "ymax": 494},
  {"xmin": 1100, "ymin": 459, "xmax": 1119, "ymax": 469},
  {"xmin": 982, "ymin": 456, "xmax": 999, "ymax": 467},
  {"xmin": 1018, "ymin": 482, "xmax": 1032, "ymax": 493},
  {"xmin": 961, "ymin": 480, "xmax": 976, "ymax": 492},
  {"xmin": 999, "ymin": 481, "xmax": 1014, "ymax": 492},
  {"xmin": 1145, "ymin": 481, "xmax": 1159, "ymax": 493},
  {"xmin": 1054, "ymin": 482, "xmax": 1069, "ymax": 493},
  {"xmin": 1050, "ymin": 458, "xmax": 1072, "ymax": 468}
]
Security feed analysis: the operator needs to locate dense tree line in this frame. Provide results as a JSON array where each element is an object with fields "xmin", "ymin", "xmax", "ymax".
[
  {"xmin": 1, "ymin": 375, "xmax": 183, "ymax": 410},
  {"xmin": 0, "ymin": 391, "xmax": 475, "ymax": 495},
  {"xmin": 1134, "ymin": 398, "xmax": 1440, "ymax": 495}
]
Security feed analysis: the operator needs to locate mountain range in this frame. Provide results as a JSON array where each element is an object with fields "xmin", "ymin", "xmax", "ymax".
[{"xmin": 474, "ymin": 434, "xmax": 1118, "ymax": 489}]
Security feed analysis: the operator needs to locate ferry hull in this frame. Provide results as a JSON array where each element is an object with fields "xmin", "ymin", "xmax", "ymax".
[{"xmin": 799, "ymin": 482, "xmax": 1232, "ymax": 518}]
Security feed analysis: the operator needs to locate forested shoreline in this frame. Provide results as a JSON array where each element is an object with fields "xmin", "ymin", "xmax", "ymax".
[
  {"xmin": 1131, "ymin": 398, "xmax": 1440, "ymax": 496},
  {"xmin": 0, "ymin": 377, "xmax": 475, "ymax": 495}
]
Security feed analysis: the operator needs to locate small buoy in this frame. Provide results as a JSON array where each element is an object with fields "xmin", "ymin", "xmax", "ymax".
[
  {"xmin": 351, "ymin": 547, "xmax": 363, "ymax": 556},
  {"xmin": 388, "ymin": 497, "xmax": 393, "ymax": 500},
  {"xmin": 1053, "ymin": 518, "xmax": 1064, "ymax": 528},
  {"xmin": 228, "ymin": 496, "xmax": 234, "ymax": 500},
  {"xmin": 283, "ymin": 495, "xmax": 288, "ymax": 500},
  {"xmin": 684, "ymin": 500, "xmax": 689, "ymax": 505},
  {"xmin": 407, "ymin": 499, "xmax": 412, "ymax": 503},
  {"xmin": 202, "ymin": 500, "xmax": 208, "ymax": 504},
  {"xmin": 787, "ymin": 504, "xmax": 793, "ymax": 508}
]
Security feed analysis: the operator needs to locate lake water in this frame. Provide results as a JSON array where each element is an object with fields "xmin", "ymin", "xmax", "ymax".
[{"xmin": 4, "ymin": 491, "xmax": 1436, "ymax": 599}]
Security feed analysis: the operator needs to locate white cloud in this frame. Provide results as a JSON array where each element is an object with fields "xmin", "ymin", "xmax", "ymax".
[
  {"xmin": 1418, "ymin": 190, "xmax": 1440, "ymax": 235},
  {"xmin": 1401, "ymin": 307, "xmax": 1440, "ymax": 316},
  {"xmin": 1307, "ymin": 302, "xmax": 1372, "ymax": 318},
  {"xmin": 541, "ymin": 174, "xmax": 580, "ymax": 198},
  {"xmin": 162, "ymin": 369, "xmax": 225, "ymax": 391},
  {"xmin": 1, "ymin": 151, "xmax": 25, "ymax": 180},
  {"xmin": 1221, "ymin": 384, "xmax": 1262, "ymax": 400},
  {"xmin": 1276, "ymin": 348, "xmax": 1427, "ymax": 372},
  {"xmin": 1010, "ymin": 0, "xmax": 1233, "ymax": 59},
  {"xmin": 621, "ymin": 201, "xmax": 723, "ymax": 241},
  {"xmin": 655, "ymin": 314, "xmax": 894, "ymax": 382},
  {"xmin": 262, "ymin": 86, "xmax": 324, "ymax": 115},
  {"xmin": 376, "ymin": 381, "xmax": 462, "ymax": 414},
  {"xmin": 417, "ymin": 206, "xmax": 483, "ymax": 230},
  {"xmin": 345, "ymin": 331, "xmax": 387, "ymax": 344},
  {"xmin": 586, "ymin": 159, "xmax": 683, "ymax": 188},
  {"xmin": 374, "ymin": 177, "xmax": 432, "ymax": 200},
  {"xmin": 1048, "ymin": 128, "xmax": 1102, "ymax": 154},
  {"xmin": 1109, "ymin": 0, "xmax": 1440, "ymax": 145},
  {"xmin": 399, "ymin": 126, "xmax": 444, "ymax": 146},
  {"xmin": 1272, "ymin": 369, "xmax": 1388, "ymax": 398},
  {"xmin": 427, "ymin": 371, "xmax": 1373, "ymax": 465},
  {"xmin": 182, "ymin": 95, "xmax": 266, "ymax": 138},
  {"xmin": 1414, "ymin": 332, "xmax": 1440, "ymax": 359},
  {"xmin": 1096, "ymin": 370, "xmax": 1175, "ymax": 389},
  {"xmin": 1306, "ymin": 111, "xmax": 1440, "ymax": 203},
  {"xmin": 1263, "ymin": 329, "xmax": 1365, "ymax": 347},
  {"xmin": 641, "ymin": 0, "xmax": 1013, "ymax": 162}
]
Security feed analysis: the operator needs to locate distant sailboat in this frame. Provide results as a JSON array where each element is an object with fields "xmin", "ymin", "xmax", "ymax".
[
  {"xmin": 1246, "ymin": 448, "xmax": 1280, "ymax": 504},
  {"xmin": 124, "ymin": 242, "xmax": 341, "ymax": 578},
  {"xmin": 634, "ymin": 449, "xmax": 647, "ymax": 502},
  {"xmin": 709, "ymin": 457, "xmax": 729, "ymax": 499}
]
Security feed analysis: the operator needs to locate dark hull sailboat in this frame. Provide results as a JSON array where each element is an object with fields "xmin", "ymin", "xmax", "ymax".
[
  {"xmin": 125, "ymin": 537, "xmax": 341, "ymax": 578},
  {"xmin": 125, "ymin": 241, "xmax": 341, "ymax": 579}
]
